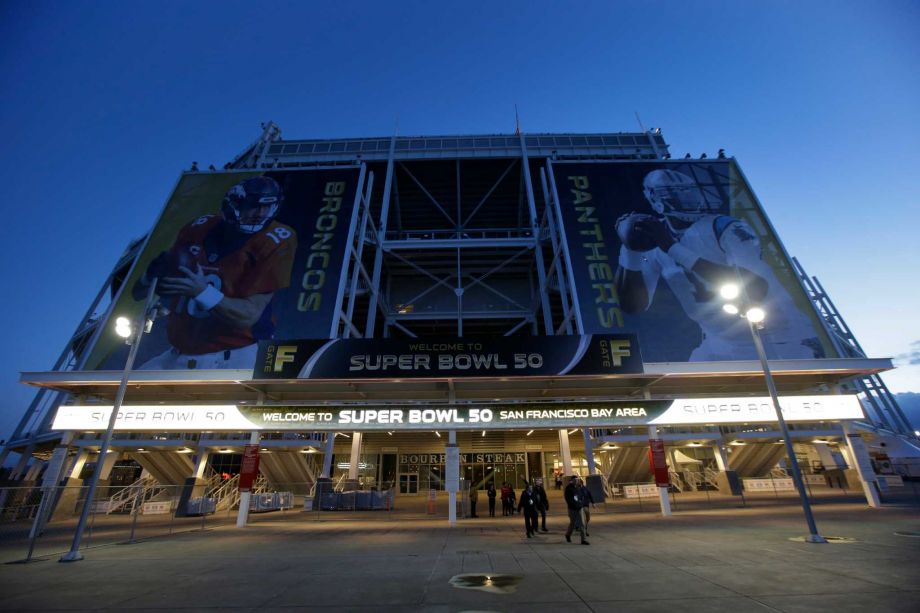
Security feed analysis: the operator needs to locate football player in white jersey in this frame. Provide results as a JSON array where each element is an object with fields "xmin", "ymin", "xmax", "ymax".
[{"xmin": 613, "ymin": 168, "xmax": 823, "ymax": 361}]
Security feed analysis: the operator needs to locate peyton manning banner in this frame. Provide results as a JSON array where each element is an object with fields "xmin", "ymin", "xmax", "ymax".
[{"xmin": 85, "ymin": 167, "xmax": 362, "ymax": 372}]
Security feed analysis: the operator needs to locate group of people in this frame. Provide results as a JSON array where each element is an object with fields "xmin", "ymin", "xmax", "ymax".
[
  {"xmin": 564, "ymin": 475, "xmax": 595, "ymax": 545},
  {"xmin": 468, "ymin": 476, "xmax": 595, "ymax": 543}
]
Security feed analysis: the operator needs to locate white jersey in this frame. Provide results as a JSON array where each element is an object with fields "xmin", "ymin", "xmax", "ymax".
[{"xmin": 638, "ymin": 215, "xmax": 820, "ymax": 361}]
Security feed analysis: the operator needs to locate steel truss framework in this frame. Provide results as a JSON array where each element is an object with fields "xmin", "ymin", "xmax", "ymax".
[{"xmin": 1, "ymin": 124, "xmax": 914, "ymax": 469}]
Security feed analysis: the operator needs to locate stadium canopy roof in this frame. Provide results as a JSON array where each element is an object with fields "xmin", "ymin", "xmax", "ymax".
[{"xmin": 20, "ymin": 357, "xmax": 892, "ymax": 405}]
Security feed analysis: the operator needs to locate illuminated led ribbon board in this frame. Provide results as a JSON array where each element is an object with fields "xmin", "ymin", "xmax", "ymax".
[
  {"xmin": 52, "ymin": 395, "xmax": 863, "ymax": 432},
  {"xmin": 255, "ymin": 334, "xmax": 642, "ymax": 379}
]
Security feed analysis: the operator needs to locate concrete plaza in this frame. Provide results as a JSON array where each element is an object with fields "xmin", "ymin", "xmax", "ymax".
[{"xmin": 1, "ymin": 495, "xmax": 919, "ymax": 612}]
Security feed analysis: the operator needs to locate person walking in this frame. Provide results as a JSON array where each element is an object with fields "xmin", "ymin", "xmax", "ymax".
[
  {"xmin": 577, "ymin": 478, "xmax": 595, "ymax": 536},
  {"xmin": 517, "ymin": 482, "xmax": 540, "ymax": 538},
  {"xmin": 500, "ymin": 482, "xmax": 512, "ymax": 516},
  {"xmin": 555, "ymin": 472, "xmax": 563, "ymax": 490},
  {"xmin": 469, "ymin": 483, "xmax": 479, "ymax": 518},
  {"xmin": 564, "ymin": 476, "xmax": 588, "ymax": 545},
  {"xmin": 487, "ymin": 482, "xmax": 497, "ymax": 517},
  {"xmin": 533, "ymin": 479, "xmax": 550, "ymax": 532}
]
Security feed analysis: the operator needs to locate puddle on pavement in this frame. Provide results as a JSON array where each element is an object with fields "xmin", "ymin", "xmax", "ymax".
[
  {"xmin": 788, "ymin": 535, "xmax": 857, "ymax": 543},
  {"xmin": 894, "ymin": 531, "xmax": 920, "ymax": 537},
  {"xmin": 449, "ymin": 573, "xmax": 523, "ymax": 594}
]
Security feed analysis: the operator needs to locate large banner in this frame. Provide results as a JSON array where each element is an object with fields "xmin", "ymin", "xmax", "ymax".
[
  {"xmin": 51, "ymin": 394, "xmax": 864, "ymax": 432},
  {"xmin": 255, "ymin": 334, "xmax": 642, "ymax": 379},
  {"xmin": 552, "ymin": 161, "xmax": 836, "ymax": 362},
  {"xmin": 85, "ymin": 168, "xmax": 362, "ymax": 372}
]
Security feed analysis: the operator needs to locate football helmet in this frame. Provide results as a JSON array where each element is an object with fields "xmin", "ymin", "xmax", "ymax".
[
  {"xmin": 221, "ymin": 176, "xmax": 283, "ymax": 233},
  {"xmin": 642, "ymin": 169, "xmax": 717, "ymax": 223}
]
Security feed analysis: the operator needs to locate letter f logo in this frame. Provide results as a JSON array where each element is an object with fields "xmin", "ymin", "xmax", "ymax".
[
  {"xmin": 273, "ymin": 346, "xmax": 298, "ymax": 372},
  {"xmin": 609, "ymin": 340, "xmax": 631, "ymax": 366}
]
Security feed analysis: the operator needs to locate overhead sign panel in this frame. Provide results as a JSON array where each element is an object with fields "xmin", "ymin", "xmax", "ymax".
[
  {"xmin": 551, "ymin": 160, "xmax": 836, "ymax": 363},
  {"xmin": 85, "ymin": 168, "xmax": 362, "ymax": 372},
  {"xmin": 52, "ymin": 395, "xmax": 863, "ymax": 432},
  {"xmin": 254, "ymin": 334, "xmax": 642, "ymax": 379}
]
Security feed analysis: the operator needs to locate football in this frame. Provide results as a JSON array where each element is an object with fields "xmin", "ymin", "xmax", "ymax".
[
  {"xmin": 147, "ymin": 247, "xmax": 198, "ymax": 280},
  {"xmin": 615, "ymin": 213, "xmax": 659, "ymax": 252}
]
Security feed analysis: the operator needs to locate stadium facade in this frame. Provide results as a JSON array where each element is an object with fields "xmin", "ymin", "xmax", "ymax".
[{"xmin": 2, "ymin": 123, "xmax": 917, "ymax": 522}]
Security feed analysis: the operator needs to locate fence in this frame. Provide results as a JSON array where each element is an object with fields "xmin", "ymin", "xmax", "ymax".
[
  {"xmin": 3, "ymin": 470, "xmax": 917, "ymax": 561},
  {"xmin": 604, "ymin": 468, "xmax": 920, "ymax": 514},
  {"xmin": 0, "ymin": 479, "xmax": 403, "ymax": 563}
]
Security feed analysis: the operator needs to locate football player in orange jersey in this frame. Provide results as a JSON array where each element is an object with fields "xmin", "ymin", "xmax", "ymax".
[{"xmin": 133, "ymin": 176, "xmax": 297, "ymax": 370}]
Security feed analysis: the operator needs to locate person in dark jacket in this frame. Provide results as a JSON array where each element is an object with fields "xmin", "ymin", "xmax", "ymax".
[
  {"xmin": 564, "ymin": 476, "xmax": 588, "ymax": 545},
  {"xmin": 517, "ymin": 482, "xmax": 540, "ymax": 537},
  {"xmin": 500, "ymin": 482, "xmax": 512, "ymax": 516},
  {"xmin": 469, "ymin": 483, "xmax": 479, "ymax": 518},
  {"xmin": 533, "ymin": 480, "xmax": 550, "ymax": 532},
  {"xmin": 577, "ymin": 477, "xmax": 595, "ymax": 536},
  {"xmin": 486, "ymin": 483, "xmax": 497, "ymax": 517}
]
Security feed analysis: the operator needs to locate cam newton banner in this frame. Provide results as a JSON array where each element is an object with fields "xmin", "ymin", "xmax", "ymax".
[
  {"xmin": 85, "ymin": 167, "xmax": 362, "ymax": 371},
  {"xmin": 550, "ymin": 160, "xmax": 836, "ymax": 362},
  {"xmin": 254, "ymin": 334, "xmax": 642, "ymax": 379},
  {"xmin": 51, "ymin": 395, "xmax": 864, "ymax": 432}
]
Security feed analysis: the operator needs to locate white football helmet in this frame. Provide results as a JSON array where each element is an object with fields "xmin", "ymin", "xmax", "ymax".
[{"xmin": 643, "ymin": 169, "xmax": 718, "ymax": 223}]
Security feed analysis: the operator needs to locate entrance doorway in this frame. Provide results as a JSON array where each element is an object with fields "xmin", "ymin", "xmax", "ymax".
[{"xmin": 399, "ymin": 473, "xmax": 419, "ymax": 494}]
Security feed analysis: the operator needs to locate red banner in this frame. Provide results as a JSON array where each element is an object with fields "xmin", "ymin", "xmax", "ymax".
[
  {"xmin": 648, "ymin": 439, "xmax": 670, "ymax": 487},
  {"xmin": 239, "ymin": 445, "xmax": 260, "ymax": 492}
]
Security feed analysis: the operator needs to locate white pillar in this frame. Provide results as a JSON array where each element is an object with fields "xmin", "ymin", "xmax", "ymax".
[
  {"xmin": 712, "ymin": 441, "xmax": 730, "ymax": 472},
  {"xmin": 582, "ymin": 428, "xmax": 597, "ymax": 475},
  {"xmin": 193, "ymin": 449, "xmax": 210, "ymax": 479},
  {"xmin": 10, "ymin": 444, "xmax": 35, "ymax": 479},
  {"xmin": 68, "ymin": 449, "xmax": 91, "ymax": 479},
  {"xmin": 24, "ymin": 462, "xmax": 44, "ymax": 481},
  {"xmin": 98, "ymin": 452, "xmax": 120, "ymax": 480},
  {"xmin": 838, "ymin": 443, "xmax": 855, "ymax": 470},
  {"xmin": 558, "ymin": 429, "xmax": 573, "ymax": 476},
  {"xmin": 348, "ymin": 432, "xmax": 363, "ymax": 480},
  {"xmin": 667, "ymin": 448, "xmax": 679, "ymax": 470},
  {"xmin": 843, "ymin": 423, "xmax": 881, "ymax": 508},
  {"xmin": 236, "ymin": 431, "xmax": 261, "ymax": 528},
  {"xmin": 320, "ymin": 433, "xmax": 335, "ymax": 478},
  {"xmin": 648, "ymin": 426, "xmax": 672, "ymax": 517},
  {"xmin": 447, "ymin": 430, "xmax": 458, "ymax": 526},
  {"xmin": 813, "ymin": 443, "xmax": 842, "ymax": 469}
]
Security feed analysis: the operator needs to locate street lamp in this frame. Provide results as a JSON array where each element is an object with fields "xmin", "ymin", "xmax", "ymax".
[
  {"xmin": 720, "ymin": 281, "xmax": 826, "ymax": 543},
  {"xmin": 60, "ymin": 280, "xmax": 160, "ymax": 562}
]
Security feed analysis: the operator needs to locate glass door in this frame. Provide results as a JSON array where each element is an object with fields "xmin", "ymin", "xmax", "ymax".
[{"xmin": 399, "ymin": 473, "xmax": 419, "ymax": 495}]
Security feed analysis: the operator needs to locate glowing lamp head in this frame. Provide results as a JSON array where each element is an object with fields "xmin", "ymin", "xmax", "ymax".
[
  {"xmin": 720, "ymin": 283, "xmax": 740, "ymax": 300},
  {"xmin": 722, "ymin": 303, "xmax": 739, "ymax": 315},
  {"xmin": 114, "ymin": 317, "xmax": 133, "ymax": 338},
  {"xmin": 745, "ymin": 307, "xmax": 766, "ymax": 323}
]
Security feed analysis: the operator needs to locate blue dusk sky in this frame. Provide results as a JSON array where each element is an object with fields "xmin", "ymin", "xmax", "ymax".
[{"xmin": 0, "ymin": 1, "xmax": 918, "ymax": 442}]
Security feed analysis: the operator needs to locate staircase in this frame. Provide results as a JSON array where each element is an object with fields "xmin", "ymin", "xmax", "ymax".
[{"xmin": 104, "ymin": 475, "xmax": 172, "ymax": 514}]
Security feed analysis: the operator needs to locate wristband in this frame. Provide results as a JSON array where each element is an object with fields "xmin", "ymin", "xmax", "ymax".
[
  {"xmin": 194, "ymin": 285, "xmax": 224, "ymax": 311},
  {"xmin": 667, "ymin": 243, "xmax": 699, "ymax": 271},
  {"xmin": 618, "ymin": 246, "xmax": 646, "ymax": 271}
]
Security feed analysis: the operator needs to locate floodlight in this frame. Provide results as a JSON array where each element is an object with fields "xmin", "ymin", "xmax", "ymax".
[
  {"xmin": 114, "ymin": 317, "xmax": 132, "ymax": 338},
  {"xmin": 745, "ymin": 307, "xmax": 766, "ymax": 323},
  {"xmin": 720, "ymin": 283, "xmax": 740, "ymax": 300}
]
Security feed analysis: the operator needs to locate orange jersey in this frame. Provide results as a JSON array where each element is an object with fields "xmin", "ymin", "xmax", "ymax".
[{"xmin": 164, "ymin": 215, "xmax": 297, "ymax": 354}]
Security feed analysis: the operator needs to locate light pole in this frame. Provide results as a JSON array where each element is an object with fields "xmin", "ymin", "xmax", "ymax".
[
  {"xmin": 60, "ymin": 281, "xmax": 160, "ymax": 562},
  {"xmin": 720, "ymin": 282, "xmax": 826, "ymax": 543}
]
